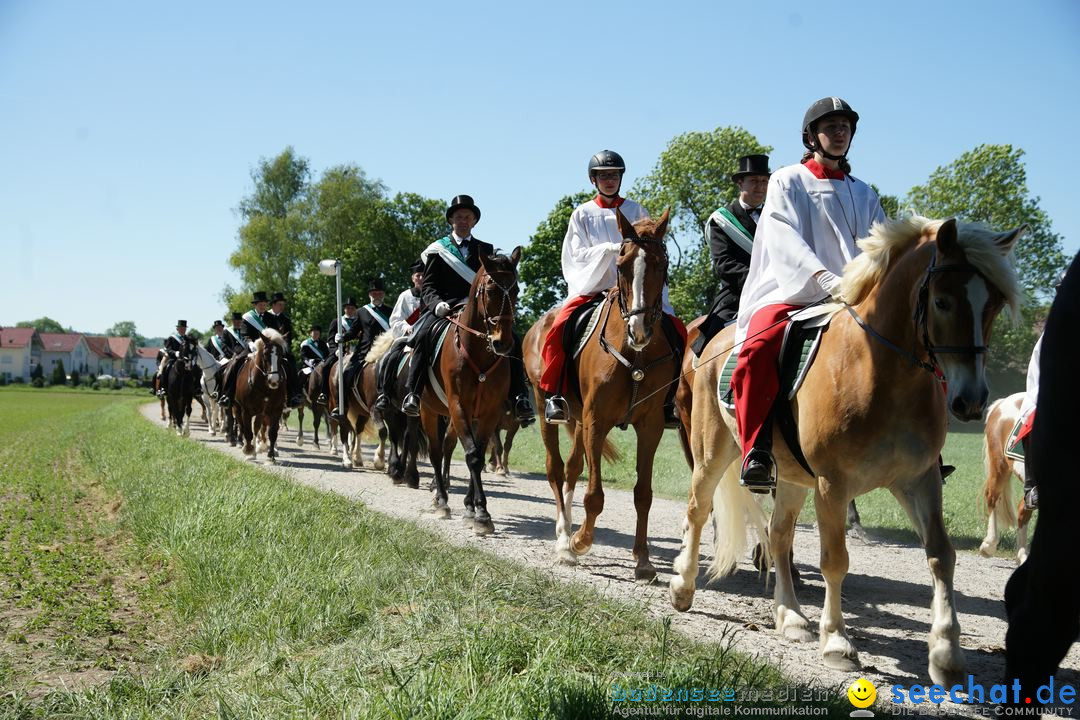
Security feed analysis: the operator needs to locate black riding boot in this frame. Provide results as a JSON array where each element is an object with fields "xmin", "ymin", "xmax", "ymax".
[
  {"xmin": 402, "ymin": 343, "xmax": 428, "ymax": 417},
  {"xmin": 739, "ymin": 415, "xmax": 776, "ymax": 493},
  {"xmin": 660, "ymin": 314, "xmax": 685, "ymax": 428},
  {"xmin": 1021, "ymin": 438, "xmax": 1037, "ymax": 509},
  {"xmin": 508, "ymin": 333, "xmax": 535, "ymax": 426}
]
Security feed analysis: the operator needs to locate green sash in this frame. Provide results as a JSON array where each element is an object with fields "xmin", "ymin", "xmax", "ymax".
[
  {"xmin": 243, "ymin": 310, "xmax": 267, "ymax": 332},
  {"xmin": 708, "ymin": 208, "xmax": 754, "ymax": 255},
  {"xmin": 420, "ymin": 236, "xmax": 476, "ymax": 284}
]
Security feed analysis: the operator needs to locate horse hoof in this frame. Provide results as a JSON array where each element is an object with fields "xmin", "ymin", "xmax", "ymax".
[
  {"xmin": 634, "ymin": 564, "xmax": 657, "ymax": 584},
  {"xmin": 495, "ymin": 468, "xmax": 507, "ymax": 477},
  {"xmin": 978, "ymin": 541, "xmax": 996, "ymax": 558},
  {"xmin": 783, "ymin": 625, "xmax": 814, "ymax": 643},
  {"xmin": 473, "ymin": 519, "xmax": 495, "ymax": 536},
  {"xmin": 822, "ymin": 650, "xmax": 859, "ymax": 672},
  {"xmin": 406, "ymin": 479, "xmax": 420, "ymax": 490},
  {"xmin": 847, "ymin": 524, "xmax": 870, "ymax": 543},
  {"xmin": 669, "ymin": 582, "xmax": 694, "ymax": 612},
  {"xmin": 373, "ymin": 459, "xmax": 385, "ymax": 471},
  {"xmin": 569, "ymin": 534, "xmax": 592, "ymax": 557},
  {"xmin": 427, "ymin": 505, "xmax": 450, "ymax": 520},
  {"xmin": 1016, "ymin": 549, "xmax": 1028, "ymax": 565},
  {"xmin": 556, "ymin": 549, "xmax": 578, "ymax": 566},
  {"xmin": 821, "ymin": 634, "xmax": 859, "ymax": 671}
]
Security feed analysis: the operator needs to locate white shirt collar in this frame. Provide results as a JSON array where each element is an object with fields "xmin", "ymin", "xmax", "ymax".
[
  {"xmin": 739, "ymin": 198, "xmax": 761, "ymax": 213},
  {"xmin": 450, "ymin": 231, "xmax": 472, "ymax": 246}
]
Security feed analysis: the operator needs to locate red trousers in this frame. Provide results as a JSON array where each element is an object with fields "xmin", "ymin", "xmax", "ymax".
[
  {"xmin": 539, "ymin": 294, "xmax": 687, "ymax": 394},
  {"xmin": 731, "ymin": 303, "xmax": 801, "ymax": 459}
]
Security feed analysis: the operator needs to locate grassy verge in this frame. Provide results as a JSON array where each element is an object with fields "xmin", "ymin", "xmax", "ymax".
[{"xmin": 0, "ymin": 392, "xmax": 855, "ymax": 718}]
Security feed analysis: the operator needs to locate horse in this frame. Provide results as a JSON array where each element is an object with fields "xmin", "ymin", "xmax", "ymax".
[
  {"xmin": 523, "ymin": 209, "xmax": 676, "ymax": 582},
  {"xmin": 408, "ymin": 248, "xmax": 522, "ymax": 535},
  {"xmin": 668, "ymin": 215, "xmax": 1023, "ymax": 684},
  {"xmin": 978, "ymin": 392, "xmax": 1033, "ymax": 564},
  {"xmin": 437, "ymin": 404, "xmax": 522, "ymax": 484},
  {"xmin": 194, "ymin": 344, "xmax": 224, "ymax": 434},
  {"xmin": 326, "ymin": 345, "xmax": 388, "ymax": 469},
  {"xmin": 378, "ymin": 338, "xmax": 426, "ymax": 490},
  {"xmin": 163, "ymin": 353, "xmax": 197, "ymax": 437},
  {"xmin": 1004, "ymin": 254, "xmax": 1078, "ymax": 703},
  {"xmin": 152, "ymin": 373, "xmax": 167, "ymax": 421},
  {"xmin": 232, "ymin": 329, "xmax": 289, "ymax": 463}
]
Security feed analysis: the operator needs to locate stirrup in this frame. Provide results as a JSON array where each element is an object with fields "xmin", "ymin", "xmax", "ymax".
[
  {"xmin": 663, "ymin": 403, "xmax": 681, "ymax": 429},
  {"xmin": 513, "ymin": 395, "xmax": 535, "ymax": 426},
  {"xmin": 316, "ymin": 393, "xmax": 327, "ymax": 404},
  {"xmin": 739, "ymin": 450, "xmax": 776, "ymax": 494},
  {"xmin": 544, "ymin": 396, "xmax": 569, "ymax": 425},
  {"xmin": 374, "ymin": 394, "xmax": 390, "ymax": 411},
  {"xmin": 402, "ymin": 393, "xmax": 421, "ymax": 417},
  {"xmin": 1023, "ymin": 484, "xmax": 1039, "ymax": 510}
]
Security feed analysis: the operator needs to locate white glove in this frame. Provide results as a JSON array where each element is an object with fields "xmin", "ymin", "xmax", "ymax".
[
  {"xmin": 173, "ymin": 350, "xmax": 181, "ymax": 358},
  {"xmin": 334, "ymin": 333, "xmax": 342, "ymax": 343},
  {"xmin": 435, "ymin": 301, "xmax": 451, "ymax": 318},
  {"xmin": 816, "ymin": 271, "xmax": 843, "ymax": 300}
]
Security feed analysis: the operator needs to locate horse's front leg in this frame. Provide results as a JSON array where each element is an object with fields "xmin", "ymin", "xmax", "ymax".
[
  {"xmin": 240, "ymin": 410, "xmax": 255, "ymax": 456},
  {"xmin": 423, "ymin": 411, "xmax": 448, "ymax": 516},
  {"xmin": 295, "ymin": 405, "xmax": 305, "ymax": 447},
  {"xmin": 570, "ymin": 418, "xmax": 611, "ymax": 556},
  {"xmin": 373, "ymin": 425, "xmax": 387, "ymax": 471},
  {"xmin": 890, "ymin": 468, "xmax": 966, "ymax": 686},
  {"xmin": 456, "ymin": 406, "xmax": 496, "ymax": 536},
  {"xmin": 350, "ymin": 412, "xmax": 366, "ymax": 468},
  {"xmin": 268, "ymin": 409, "xmax": 280, "ymax": 464},
  {"xmin": 630, "ymin": 418, "xmax": 663, "ymax": 582},
  {"xmin": 538, "ymin": 401, "xmax": 572, "ymax": 563},
  {"xmin": 815, "ymin": 485, "xmax": 858, "ymax": 671}
]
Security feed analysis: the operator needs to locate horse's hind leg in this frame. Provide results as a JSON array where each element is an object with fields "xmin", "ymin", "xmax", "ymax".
[
  {"xmin": 570, "ymin": 419, "xmax": 613, "ymax": 556},
  {"xmin": 500, "ymin": 422, "xmax": 518, "ymax": 475},
  {"xmin": 772, "ymin": 482, "xmax": 812, "ymax": 642},
  {"xmin": 296, "ymin": 406, "xmax": 305, "ymax": 447},
  {"xmin": 890, "ymin": 468, "xmax": 965, "ymax": 686},
  {"xmin": 488, "ymin": 430, "xmax": 502, "ymax": 473},
  {"xmin": 373, "ymin": 425, "xmax": 387, "ymax": 471},
  {"xmin": 268, "ymin": 411, "xmax": 280, "ymax": 464},
  {"xmin": 1016, "ymin": 502, "xmax": 1033, "ymax": 565},
  {"xmin": 350, "ymin": 415, "xmax": 366, "ymax": 468},
  {"xmin": 815, "ymin": 486, "xmax": 859, "ymax": 671},
  {"xmin": 424, "ymin": 412, "xmax": 449, "ymax": 516}
]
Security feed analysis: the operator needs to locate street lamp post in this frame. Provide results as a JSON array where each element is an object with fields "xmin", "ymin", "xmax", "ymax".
[{"xmin": 318, "ymin": 259, "xmax": 345, "ymax": 419}]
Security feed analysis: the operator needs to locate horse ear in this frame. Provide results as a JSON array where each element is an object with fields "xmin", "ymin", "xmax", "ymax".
[
  {"xmin": 654, "ymin": 207, "xmax": 671, "ymax": 239},
  {"xmin": 510, "ymin": 246, "xmax": 522, "ymax": 266},
  {"xmin": 994, "ymin": 225, "xmax": 1026, "ymax": 256},
  {"xmin": 478, "ymin": 252, "xmax": 491, "ymax": 273},
  {"xmin": 616, "ymin": 207, "xmax": 638, "ymax": 241},
  {"xmin": 936, "ymin": 218, "xmax": 959, "ymax": 255}
]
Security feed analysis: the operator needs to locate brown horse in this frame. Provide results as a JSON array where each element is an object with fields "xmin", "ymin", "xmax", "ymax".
[
  {"xmin": 978, "ymin": 392, "xmax": 1034, "ymax": 563},
  {"xmin": 232, "ymin": 329, "xmax": 289, "ymax": 463},
  {"xmin": 669, "ymin": 215, "xmax": 1023, "ymax": 684},
  {"xmin": 523, "ymin": 209, "xmax": 675, "ymax": 582},
  {"xmin": 416, "ymin": 248, "xmax": 522, "ymax": 535},
  {"xmin": 326, "ymin": 350, "xmax": 387, "ymax": 470}
]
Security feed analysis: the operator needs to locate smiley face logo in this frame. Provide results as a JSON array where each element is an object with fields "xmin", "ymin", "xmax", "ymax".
[{"xmin": 847, "ymin": 677, "xmax": 877, "ymax": 709}]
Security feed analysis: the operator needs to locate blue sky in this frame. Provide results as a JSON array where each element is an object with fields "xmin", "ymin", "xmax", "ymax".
[{"xmin": 2, "ymin": 0, "xmax": 1077, "ymax": 339}]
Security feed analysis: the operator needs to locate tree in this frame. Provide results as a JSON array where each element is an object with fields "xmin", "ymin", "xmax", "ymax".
[
  {"xmin": 16, "ymin": 316, "xmax": 68, "ymax": 334},
  {"xmin": 517, "ymin": 191, "xmax": 593, "ymax": 328},
  {"xmin": 51, "ymin": 360, "xmax": 66, "ymax": 385},
  {"xmin": 105, "ymin": 320, "xmax": 146, "ymax": 347},
  {"xmin": 632, "ymin": 126, "xmax": 771, "ymax": 319},
  {"xmin": 31, "ymin": 363, "xmax": 43, "ymax": 381},
  {"xmin": 70, "ymin": 370, "xmax": 79, "ymax": 386},
  {"xmin": 905, "ymin": 144, "xmax": 1069, "ymax": 371}
]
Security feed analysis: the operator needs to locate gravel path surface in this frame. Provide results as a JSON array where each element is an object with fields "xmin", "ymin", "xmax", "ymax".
[{"xmin": 141, "ymin": 403, "xmax": 1080, "ymax": 716}]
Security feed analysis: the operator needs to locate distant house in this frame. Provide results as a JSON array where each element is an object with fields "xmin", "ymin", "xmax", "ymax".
[
  {"xmin": 38, "ymin": 333, "xmax": 90, "ymax": 376},
  {"xmin": 106, "ymin": 336, "xmax": 135, "ymax": 376},
  {"xmin": 134, "ymin": 347, "xmax": 161, "ymax": 379},
  {"xmin": 0, "ymin": 327, "xmax": 43, "ymax": 382},
  {"xmin": 84, "ymin": 336, "xmax": 117, "ymax": 376}
]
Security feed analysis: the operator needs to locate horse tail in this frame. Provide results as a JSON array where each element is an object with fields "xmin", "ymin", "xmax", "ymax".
[
  {"xmin": 601, "ymin": 438, "xmax": 621, "ymax": 463},
  {"xmin": 677, "ymin": 425, "xmax": 694, "ymax": 471},
  {"xmin": 708, "ymin": 463, "xmax": 770, "ymax": 581},
  {"xmin": 980, "ymin": 397, "xmax": 1018, "ymax": 530},
  {"xmin": 366, "ymin": 332, "xmax": 396, "ymax": 365}
]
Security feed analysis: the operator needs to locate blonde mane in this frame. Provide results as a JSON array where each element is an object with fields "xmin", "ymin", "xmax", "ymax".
[
  {"xmin": 840, "ymin": 215, "xmax": 1022, "ymax": 320},
  {"xmin": 257, "ymin": 328, "xmax": 289, "ymax": 352}
]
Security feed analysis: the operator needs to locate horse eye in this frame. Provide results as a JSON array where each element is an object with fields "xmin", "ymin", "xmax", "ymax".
[{"xmin": 934, "ymin": 297, "xmax": 951, "ymax": 311}]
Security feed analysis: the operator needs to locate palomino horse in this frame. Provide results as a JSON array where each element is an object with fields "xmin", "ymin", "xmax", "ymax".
[
  {"xmin": 669, "ymin": 215, "xmax": 1023, "ymax": 684},
  {"xmin": 194, "ymin": 344, "xmax": 225, "ymax": 435},
  {"xmin": 523, "ymin": 209, "xmax": 676, "ymax": 581},
  {"xmin": 415, "ymin": 248, "xmax": 522, "ymax": 535},
  {"xmin": 1004, "ymin": 254, "xmax": 1078, "ymax": 705},
  {"xmin": 163, "ymin": 354, "xmax": 197, "ymax": 436},
  {"xmin": 978, "ymin": 392, "xmax": 1033, "ymax": 563},
  {"xmin": 232, "ymin": 329, "xmax": 288, "ymax": 463},
  {"xmin": 326, "ymin": 345, "xmax": 388, "ymax": 470}
]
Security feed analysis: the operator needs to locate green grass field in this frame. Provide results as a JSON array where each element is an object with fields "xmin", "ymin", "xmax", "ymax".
[{"xmin": 0, "ymin": 389, "xmax": 858, "ymax": 718}]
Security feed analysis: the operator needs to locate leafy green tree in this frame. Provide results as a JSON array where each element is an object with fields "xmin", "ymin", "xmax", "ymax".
[
  {"xmin": 105, "ymin": 320, "xmax": 146, "ymax": 347},
  {"xmin": 51, "ymin": 360, "xmax": 66, "ymax": 385},
  {"xmin": 632, "ymin": 127, "xmax": 771, "ymax": 319},
  {"xmin": 31, "ymin": 363, "xmax": 43, "ymax": 381},
  {"xmin": 906, "ymin": 144, "xmax": 1069, "ymax": 371},
  {"xmin": 517, "ymin": 191, "xmax": 593, "ymax": 328},
  {"xmin": 16, "ymin": 317, "xmax": 68, "ymax": 333},
  {"xmin": 70, "ymin": 370, "xmax": 79, "ymax": 386}
]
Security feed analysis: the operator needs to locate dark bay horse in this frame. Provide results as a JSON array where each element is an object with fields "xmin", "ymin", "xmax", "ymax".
[
  {"xmin": 670, "ymin": 216, "xmax": 1023, "ymax": 683},
  {"xmin": 415, "ymin": 248, "xmax": 522, "ymax": 535},
  {"xmin": 163, "ymin": 354, "xmax": 196, "ymax": 436},
  {"xmin": 523, "ymin": 209, "xmax": 676, "ymax": 582},
  {"xmin": 232, "ymin": 329, "xmax": 288, "ymax": 463},
  {"xmin": 1005, "ymin": 253, "xmax": 1078, "ymax": 704}
]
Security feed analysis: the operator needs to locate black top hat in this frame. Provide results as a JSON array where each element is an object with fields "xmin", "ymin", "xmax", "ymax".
[
  {"xmin": 310, "ymin": 323, "xmax": 322, "ymax": 332},
  {"xmin": 177, "ymin": 320, "xmax": 188, "ymax": 328},
  {"xmin": 212, "ymin": 319, "xmax": 224, "ymax": 328},
  {"xmin": 343, "ymin": 296, "xmax": 358, "ymax": 308},
  {"xmin": 446, "ymin": 194, "xmax": 481, "ymax": 223},
  {"xmin": 731, "ymin": 154, "xmax": 772, "ymax": 182},
  {"xmin": 252, "ymin": 290, "xmax": 268, "ymax": 304},
  {"xmin": 410, "ymin": 259, "xmax": 425, "ymax": 275},
  {"xmin": 368, "ymin": 277, "xmax": 386, "ymax": 293},
  {"xmin": 231, "ymin": 311, "xmax": 243, "ymax": 321},
  {"xmin": 270, "ymin": 291, "xmax": 286, "ymax": 304}
]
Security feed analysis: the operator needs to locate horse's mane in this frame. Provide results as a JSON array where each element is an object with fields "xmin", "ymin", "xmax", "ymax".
[
  {"xmin": 257, "ymin": 328, "xmax": 289, "ymax": 351},
  {"xmin": 365, "ymin": 331, "xmax": 396, "ymax": 365},
  {"xmin": 840, "ymin": 215, "xmax": 1022, "ymax": 320}
]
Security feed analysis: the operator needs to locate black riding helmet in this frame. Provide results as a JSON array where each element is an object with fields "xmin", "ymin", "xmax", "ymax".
[
  {"xmin": 802, "ymin": 97, "xmax": 860, "ymax": 160},
  {"xmin": 588, "ymin": 150, "xmax": 625, "ymax": 198}
]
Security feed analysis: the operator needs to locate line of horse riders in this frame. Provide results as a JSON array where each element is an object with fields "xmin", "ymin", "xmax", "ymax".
[{"xmin": 151, "ymin": 95, "xmax": 1080, "ymax": 688}]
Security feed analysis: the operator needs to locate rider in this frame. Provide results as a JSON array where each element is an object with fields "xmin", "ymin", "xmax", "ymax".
[
  {"xmin": 691, "ymin": 154, "xmax": 771, "ymax": 356},
  {"xmin": 732, "ymin": 97, "xmax": 885, "ymax": 492},
  {"xmin": 318, "ymin": 296, "xmax": 362, "ymax": 410},
  {"xmin": 267, "ymin": 291, "xmax": 304, "ymax": 408},
  {"xmin": 300, "ymin": 324, "xmax": 329, "ymax": 372},
  {"xmin": 539, "ymin": 150, "xmax": 686, "ymax": 426},
  {"xmin": 204, "ymin": 319, "xmax": 228, "ymax": 361},
  {"xmin": 160, "ymin": 319, "xmax": 197, "ymax": 374},
  {"xmin": 374, "ymin": 260, "xmax": 425, "ymax": 413},
  {"xmin": 221, "ymin": 311, "xmax": 246, "ymax": 359},
  {"xmin": 401, "ymin": 195, "xmax": 534, "ymax": 425},
  {"xmin": 217, "ymin": 291, "xmax": 274, "ymax": 406}
]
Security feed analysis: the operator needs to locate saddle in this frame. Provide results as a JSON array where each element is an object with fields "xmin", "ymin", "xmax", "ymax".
[
  {"xmin": 565, "ymin": 294, "xmax": 607, "ymax": 360},
  {"xmin": 718, "ymin": 304, "xmax": 840, "ymax": 476}
]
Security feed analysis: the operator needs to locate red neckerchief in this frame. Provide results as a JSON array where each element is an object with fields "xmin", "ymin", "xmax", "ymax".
[
  {"xmin": 593, "ymin": 194, "xmax": 625, "ymax": 209},
  {"xmin": 803, "ymin": 158, "xmax": 846, "ymax": 181}
]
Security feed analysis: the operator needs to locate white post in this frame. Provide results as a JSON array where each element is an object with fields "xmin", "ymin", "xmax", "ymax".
[{"xmin": 319, "ymin": 259, "xmax": 345, "ymax": 418}]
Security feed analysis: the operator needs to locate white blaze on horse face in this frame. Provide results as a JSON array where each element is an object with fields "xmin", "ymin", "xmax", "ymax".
[
  {"xmin": 628, "ymin": 250, "xmax": 649, "ymax": 350},
  {"xmin": 942, "ymin": 276, "xmax": 991, "ymax": 419}
]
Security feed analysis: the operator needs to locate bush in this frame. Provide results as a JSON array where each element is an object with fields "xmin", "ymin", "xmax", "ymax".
[
  {"xmin": 32, "ymin": 377, "xmax": 44, "ymax": 388},
  {"xmin": 70, "ymin": 370, "xmax": 80, "ymax": 387},
  {"xmin": 51, "ymin": 361, "xmax": 66, "ymax": 386},
  {"xmin": 0, "ymin": 375, "xmax": 7, "ymax": 387},
  {"xmin": 11, "ymin": 376, "xmax": 24, "ymax": 385},
  {"xmin": 31, "ymin": 363, "xmax": 43, "ymax": 381},
  {"xmin": 91, "ymin": 381, "xmax": 101, "ymax": 390}
]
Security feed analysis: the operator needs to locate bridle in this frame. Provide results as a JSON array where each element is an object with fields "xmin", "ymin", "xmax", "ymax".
[
  {"xmin": 615, "ymin": 235, "xmax": 668, "ymax": 331},
  {"xmin": 446, "ymin": 267, "xmax": 518, "ymax": 355},
  {"xmin": 847, "ymin": 246, "xmax": 991, "ymax": 374}
]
